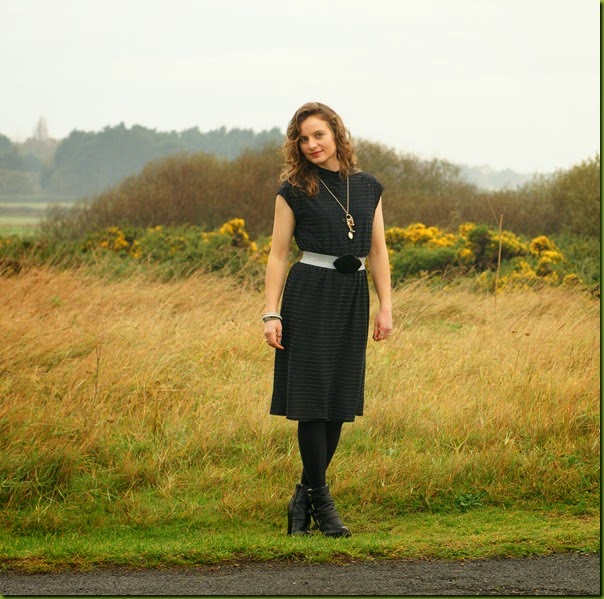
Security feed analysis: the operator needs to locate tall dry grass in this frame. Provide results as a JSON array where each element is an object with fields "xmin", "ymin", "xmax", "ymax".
[
  {"xmin": 0, "ymin": 267, "xmax": 599, "ymax": 532},
  {"xmin": 353, "ymin": 280, "xmax": 599, "ymax": 512}
]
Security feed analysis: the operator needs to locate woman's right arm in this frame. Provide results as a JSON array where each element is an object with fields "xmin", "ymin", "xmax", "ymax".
[{"xmin": 264, "ymin": 194, "xmax": 295, "ymax": 349}]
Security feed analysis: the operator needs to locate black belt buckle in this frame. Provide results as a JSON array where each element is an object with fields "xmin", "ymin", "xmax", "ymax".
[{"xmin": 333, "ymin": 254, "xmax": 362, "ymax": 274}]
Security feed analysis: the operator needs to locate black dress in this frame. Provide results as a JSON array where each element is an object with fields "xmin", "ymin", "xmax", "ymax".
[{"xmin": 270, "ymin": 166, "xmax": 384, "ymax": 422}]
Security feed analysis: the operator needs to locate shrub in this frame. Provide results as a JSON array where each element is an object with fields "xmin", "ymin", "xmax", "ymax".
[
  {"xmin": 390, "ymin": 246, "xmax": 459, "ymax": 283},
  {"xmin": 529, "ymin": 235, "xmax": 558, "ymax": 256},
  {"xmin": 462, "ymin": 224, "xmax": 527, "ymax": 269},
  {"xmin": 79, "ymin": 219, "xmax": 261, "ymax": 279},
  {"xmin": 384, "ymin": 222, "xmax": 586, "ymax": 290},
  {"xmin": 385, "ymin": 223, "xmax": 456, "ymax": 250},
  {"xmin": 1, "ymin": 218, "xmax": 594, "ymax": 291},
  {"xmin": 553, "ymin": 233, "xmax": 600, "ymax": 285}
]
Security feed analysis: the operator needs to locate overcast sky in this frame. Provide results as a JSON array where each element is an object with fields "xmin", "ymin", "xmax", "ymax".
[{"xmin": 2, "ymin": 0, "xmax": 599, "ymax": 172}]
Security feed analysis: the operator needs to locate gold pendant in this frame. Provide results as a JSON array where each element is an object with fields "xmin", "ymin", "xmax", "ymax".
[{"xmin": 346, "ymin": 213, "xmax": 355, "ymax": 239}]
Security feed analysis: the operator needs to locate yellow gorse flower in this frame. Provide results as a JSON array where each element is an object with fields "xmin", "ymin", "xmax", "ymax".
[
  {"xmin": 458, "ymin": 223, "xmax": 475, "ymax": 238},
  {"xmin": 219, "ymin": 218, "xmax": 252, "ymax": 249},
  {"xmin": 66, "ymin": 218, "xmax": 581, "ymax": 289},
  {"xmin": 492, "ymin": 231, "xmax": 528, "ymax": 256},
  {"xmin": 385, "ymin": 223, "xmax": 457, "ymax": 249},
  {"xmin": 129, "ymin": 241, "xmax": 143, "ymax": 260},
  {"xmin": 529, "ymin": 235, "xmax": 558, "ymax": 256}
]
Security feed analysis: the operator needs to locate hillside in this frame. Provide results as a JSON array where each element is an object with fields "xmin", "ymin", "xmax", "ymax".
[{"xmin": 1, "ymin": 123, "xmax": 543, "ymax": 199}]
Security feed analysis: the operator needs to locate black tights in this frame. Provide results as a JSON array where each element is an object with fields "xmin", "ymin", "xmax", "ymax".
[{"xmin": 297, "ymin": 420, "xmax": 344, "ymax": 489}]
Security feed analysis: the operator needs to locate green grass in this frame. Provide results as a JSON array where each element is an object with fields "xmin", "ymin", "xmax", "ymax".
[
  {"xmin": 0, "ymin": 204, "xmax": 45, "ymax": 235},
  {"xmin": 0, "ymin": 267, "xmax": 599, "ymax": 572},
  {"xmin": 0, "ymin": 213, "xmax": 42, "ymax": 224},
  {"xmin": 1, "ymin": 507, "xmax": 598, "ymax": 572},
  {"xmin": 0, "ymin": 224, "xmax": 40, "ymax": 237},
  {"xmin": 0, "ymin": 198, "xmax": 79, "ymax": 233}
]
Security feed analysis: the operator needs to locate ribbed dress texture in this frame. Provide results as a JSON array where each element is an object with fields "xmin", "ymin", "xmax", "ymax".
[{"xmin": 270, "ymin": 166, "xmax": 384, "ymax": 422}]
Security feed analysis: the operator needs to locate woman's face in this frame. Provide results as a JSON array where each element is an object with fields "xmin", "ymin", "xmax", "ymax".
[{"xmin": 298, "ymin": 115, "xmax": 339, "ymax": 171}]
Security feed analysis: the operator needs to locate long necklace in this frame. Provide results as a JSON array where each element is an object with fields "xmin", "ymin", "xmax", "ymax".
[{"xmin": 318, "ymin": 175, "xmax": 355, "ymax": 239}]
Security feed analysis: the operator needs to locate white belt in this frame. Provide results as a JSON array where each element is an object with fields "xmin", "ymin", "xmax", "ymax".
[{"xmin": 299, "ymin": 251, "xmax": 366, "ymax": 270}]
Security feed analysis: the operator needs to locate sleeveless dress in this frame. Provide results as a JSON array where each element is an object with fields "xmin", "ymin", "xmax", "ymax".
[{"xmin": 270, "ymin": 165, "xmax": 384, "ymax": 422}]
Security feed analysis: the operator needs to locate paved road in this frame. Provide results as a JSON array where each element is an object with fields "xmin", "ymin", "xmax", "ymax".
[{"xmin": 0, "ymin": 554, "xmax": 600, "ymax": 596}]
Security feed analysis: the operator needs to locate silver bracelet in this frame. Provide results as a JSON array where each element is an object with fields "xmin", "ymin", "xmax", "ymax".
[{"xmin": 262, "ymin": 312, "xmax": 282, "ymax": 323}]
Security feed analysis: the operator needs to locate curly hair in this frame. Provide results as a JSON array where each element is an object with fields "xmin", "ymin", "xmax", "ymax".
[{"xmin": 280, "ymin": 102, "xmax": 358, "ymax": 197}]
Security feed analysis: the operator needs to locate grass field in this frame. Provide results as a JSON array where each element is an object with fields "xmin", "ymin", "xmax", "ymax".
[
  {"xmin": 0, "ymin": 220, "xmax": 41, "ymax": 237},
  {"xmin": 0, "ymin": 265, "xmax": 599, "ymax": 571},
  {"xmin": 0, "ymin": 197, "xmax": 78, "ymax": 236}
]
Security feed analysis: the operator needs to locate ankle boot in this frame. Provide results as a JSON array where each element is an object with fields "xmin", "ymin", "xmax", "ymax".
[
  {"xmin": 287, "ymin": 483, "xmax": 312, "ymax": 536},
  {"xmin": 309, "ymin": 484, "xmax": 351, "ymax": 538}
]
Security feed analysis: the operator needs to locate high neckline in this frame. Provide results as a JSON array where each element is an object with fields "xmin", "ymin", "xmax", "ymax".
[{"xmin": 315, "ymin": 165, "xmax": 344, "ymax": 180}]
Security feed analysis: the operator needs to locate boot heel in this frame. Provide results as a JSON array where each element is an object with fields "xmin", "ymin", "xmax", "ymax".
[{"xmin": 309, "ymin": 484, "xmax": 351, "ymax": 538}]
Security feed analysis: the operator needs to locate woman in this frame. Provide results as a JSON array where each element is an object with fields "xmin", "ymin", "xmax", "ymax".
[{"xmin": 263, "ymin": 102, "xmax": 393, "ymax": 537}]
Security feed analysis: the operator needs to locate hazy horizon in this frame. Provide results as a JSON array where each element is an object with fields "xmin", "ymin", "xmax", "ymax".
[
  {"xmin": 6, "ymin": 119, "xmax": 568, "ymax": 179},
  {"xmin": 2, "ymin": 0, "xmax": 598, "ymax": 173}
]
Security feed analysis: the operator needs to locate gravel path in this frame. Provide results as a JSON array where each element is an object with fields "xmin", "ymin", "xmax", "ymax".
[{"xmin": 0, "ymin": 553, "xmax": 600, "ymax": 596}]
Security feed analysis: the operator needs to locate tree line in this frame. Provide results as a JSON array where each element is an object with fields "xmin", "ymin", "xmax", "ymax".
[
  {"xmin": 44, "ymin": 140, "xmax": 600, "ymax": 240},
  {"xmin": 0, "ymin": 124, "xmax": 283, "ymax": 196}
]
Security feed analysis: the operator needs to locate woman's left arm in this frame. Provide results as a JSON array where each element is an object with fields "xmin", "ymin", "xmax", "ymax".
[{"xmin": 367, "ymin": 199, "xmax": 393, "ymax": 342}]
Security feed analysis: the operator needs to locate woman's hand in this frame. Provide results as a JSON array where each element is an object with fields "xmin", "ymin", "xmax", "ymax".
[
  {"xmin": 367, "ymin": 199, "xmax": 393, "ymax": 343},
  {"xmin": 372, "ymin": 308, "xmax": 393, "ymax": 342},
  {"xmin": 263, "ymin": 195, "xmax": 293, "ymax": 351},
  {"xmin": 264, "ymin": 318, "xmax": 284, "ymax": 350}
]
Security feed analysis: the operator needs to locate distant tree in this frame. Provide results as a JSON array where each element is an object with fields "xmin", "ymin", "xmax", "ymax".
[
  {"xmin": 356, "ymin": 139, "xmax": 479, "ymax": 228},
  {"xmin": 528, "ymin": 154, "xmax": 600, "ymax": 237},
  {"xmin": 0, "ymin": 170, "xmax": 36, "ymax": 194},
  {"xmin": 15, "ymin": 117, "xmax": 59, "ymax": 166},
  {"xmin": 33, "ymin": 117, "xmax": 50, "ymax": 141},
  {"xmin": 40, "ymin": 129, "xmax": 600, "ymax": 241},
  {"xmin": 0, "ymin": 147, "xmax": 25, "ymax": 171},
  {"xmin": 42, "ymin": 124, "xmax": 283, "ymax": 197},
  {"xmin": 0, "ymin": 133, "xmax": 13, "ymax": 153},
  {"xmin": 0, "ymin": 130, "xmax": 48, "ymax": 190}
]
